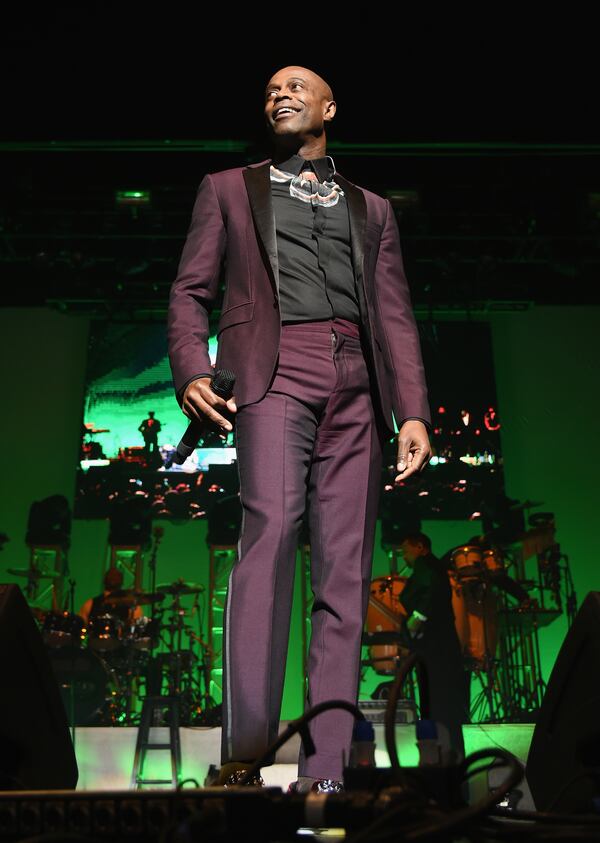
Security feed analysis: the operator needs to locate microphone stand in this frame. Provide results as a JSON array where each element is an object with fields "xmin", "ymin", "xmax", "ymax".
[
  {"xmin": 147, "ymin": 527, "xmax": 163, "ymax": 705},
  {"xmin": 67, "ymin": 577, "xmax": 77, "ymax": 749}
]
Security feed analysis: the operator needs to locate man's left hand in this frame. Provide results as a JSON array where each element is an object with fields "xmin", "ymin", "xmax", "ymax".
[{"xmin": 395, "ymin": 420, "xmax": 432, "ymax": 483}]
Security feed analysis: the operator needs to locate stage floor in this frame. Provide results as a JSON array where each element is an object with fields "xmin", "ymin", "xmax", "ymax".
[{"xmin": 73, "ymin": 722, "xmax": 535, "ymax": 793}]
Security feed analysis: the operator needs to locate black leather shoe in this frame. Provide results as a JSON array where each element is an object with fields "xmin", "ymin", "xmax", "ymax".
[
  {"xmin": 288, "ymin": 778, "xmax": 344, "ymax": 794},
  {"xmin": 207, "ymin": 761, "xmax": 265, "ymax": 787},
  {"xmin": 311, "ymin": 779, "xmax": 344, "ymax": 794}
]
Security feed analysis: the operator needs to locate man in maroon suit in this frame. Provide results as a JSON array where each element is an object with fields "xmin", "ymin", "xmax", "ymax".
[{"xmin": 167, "ymin": 65, "xmax": 432, "ymax": 791}]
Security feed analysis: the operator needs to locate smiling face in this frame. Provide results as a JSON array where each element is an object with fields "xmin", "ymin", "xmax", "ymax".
[{"xmin": 264, "ymin": 65, "xmax": 336, "ymax": 147}]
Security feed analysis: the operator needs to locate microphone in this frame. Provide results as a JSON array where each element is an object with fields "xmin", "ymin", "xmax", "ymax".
[{"xmin": 167, "ymin": 369, "xmax": 236, "ymax": 467}]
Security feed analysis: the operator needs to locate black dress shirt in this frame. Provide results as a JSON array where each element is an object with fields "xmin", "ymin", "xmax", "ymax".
[{"xmin": 269, "ymin": 152, "xmax": 360, "ymax": 324}]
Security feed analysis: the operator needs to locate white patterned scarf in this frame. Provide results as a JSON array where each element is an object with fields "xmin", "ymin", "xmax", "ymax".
[{"xmin": 270, "ymin": 164, "xmax": 344, "ymax": 207}]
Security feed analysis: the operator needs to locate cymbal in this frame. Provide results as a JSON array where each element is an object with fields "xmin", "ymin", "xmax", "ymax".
[
  {"xmin": 157, "ymin": 580, "xmax": 205, "ymax": 595},
  {"xmin": 102, "ymin": 589, "xmax": 165, "ymax": 608},
  {"xmin": 7, "ymin": 567, "xmax": 61, "ymax": 579}
]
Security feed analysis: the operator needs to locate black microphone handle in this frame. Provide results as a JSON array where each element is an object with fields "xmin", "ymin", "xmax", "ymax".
[{"xmin": 172, "ymin": 369, "xmax": 236, "ymax": 465}]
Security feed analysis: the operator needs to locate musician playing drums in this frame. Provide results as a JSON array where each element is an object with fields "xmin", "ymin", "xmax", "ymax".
[
  {"xmin": 398, "ymin": 531, "xmax": 470, "ymax": 761},
  {"xmin": 79, "ymin": 567, "xmax": 143, "ymax": 627}
]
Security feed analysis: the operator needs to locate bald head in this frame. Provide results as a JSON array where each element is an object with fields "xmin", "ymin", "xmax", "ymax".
[
  {"xmin": 264, "ymin": 65, "xmax": 336, "ymax": 150},
  {"xmin": 266, "ymin": 65, "xmax": 333, "ymax": 102}
]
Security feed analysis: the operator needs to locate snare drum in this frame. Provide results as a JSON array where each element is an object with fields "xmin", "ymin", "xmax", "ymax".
[
  {"xmin": 87, "ymin": 613, "xmax": 123, "ymax": 652},
  {"xmin": 42, "ymin": 611, "xmax": 85, "ymax": 648}
]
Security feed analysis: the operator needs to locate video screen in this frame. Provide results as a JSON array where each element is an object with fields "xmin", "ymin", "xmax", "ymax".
[{"xmin": 75, "ymin": 320, "xmax": 505, "ymax": 525}]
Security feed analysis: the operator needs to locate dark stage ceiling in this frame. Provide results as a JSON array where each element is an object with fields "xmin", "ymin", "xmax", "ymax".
[{"xmin": 1, "ymin": 9, "xmax": 598, "ymax": 313}]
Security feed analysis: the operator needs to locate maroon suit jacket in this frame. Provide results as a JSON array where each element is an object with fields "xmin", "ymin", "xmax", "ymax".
[{"xmin": 167, "ymin": 157, "xmax": 431, "ymax": 435}]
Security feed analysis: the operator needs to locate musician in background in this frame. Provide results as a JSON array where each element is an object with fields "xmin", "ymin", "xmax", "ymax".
[
  {"xmin": 138, "ymin": 411, "xmax": 162, "ymax": 466},
  {"xmin": 79, "ymin": 567, "xmax": 142, "ymax": 625},
  {"xmin": 398, "ymin": 532, "xmax": 470, "ymax": 761}
]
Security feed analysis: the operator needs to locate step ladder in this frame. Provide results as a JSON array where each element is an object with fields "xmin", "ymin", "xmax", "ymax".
[{"xmin": 130, "ymin": 696, "xmax": 181, "ymax": 789}]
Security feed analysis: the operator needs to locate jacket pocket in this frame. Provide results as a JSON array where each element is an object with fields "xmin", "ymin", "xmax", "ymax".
[{"xmin": 217, "ymin": 300, "xmax": 255, "ymax": 336}]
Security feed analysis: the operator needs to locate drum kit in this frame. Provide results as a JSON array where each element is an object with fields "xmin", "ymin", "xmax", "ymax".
[{"xmin": 29, "ymin": 580, "xmax": 208, "ymax": 726}]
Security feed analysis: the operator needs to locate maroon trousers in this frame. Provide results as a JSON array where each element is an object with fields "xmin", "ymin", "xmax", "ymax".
[{"xmin": 220, "ymin": 318, "xmax": 387, "ymax": 780}]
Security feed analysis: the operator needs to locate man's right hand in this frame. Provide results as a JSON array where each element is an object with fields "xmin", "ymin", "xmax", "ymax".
[
  {"xmin": 406, "ymin": 613, "xmax": 426, "ymax": 639},
  {"xmin": 182, "ymin": 377, "xmax": 237, "ymax": 433}
]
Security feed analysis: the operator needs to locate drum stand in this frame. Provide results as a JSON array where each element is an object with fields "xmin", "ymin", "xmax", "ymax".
[
  {"xmin": 463, "ymin": 577, "xmax": 510, "ymax": 723},
  {"xmin": 495, "ymin": 590, "xmax": 547, "ymax": 720},
  {"xmin": 65, "ymin": 577, "xmax": 77, "ymax": 744},
  {"xmin": 469, "ymin": 654, "xmax": 504, "ymax": 722},
  {"xmin": 157, "ymin": 596, "xmax": 200, "ymax": 725},
  {"xmin": 112, "ymin": 646, "xmax": 144, "ymax": 725},
  {"xmin": 190, "ymin": 592, "xmax": 215, "ymax": 715}
]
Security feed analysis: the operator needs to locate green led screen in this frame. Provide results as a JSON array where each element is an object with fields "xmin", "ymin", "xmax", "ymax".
[{"xmin": 75, "ymin": 319, "xmax": 505, "ymax": 521}]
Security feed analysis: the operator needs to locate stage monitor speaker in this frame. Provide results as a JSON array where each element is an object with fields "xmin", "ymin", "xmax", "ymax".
[
  {"xmin": 526, "ymin": 591, "xmax": 600, "ymax": 813},
  {"xmin": 0, "ymin": 584, "xmax": 78, "ymax": 790}
]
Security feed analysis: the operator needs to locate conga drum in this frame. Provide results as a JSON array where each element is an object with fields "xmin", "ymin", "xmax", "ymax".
[
  {"xmin": 365, "ymin": 575, "xmax": 408, "ymax": 674},
  {"xmin": 450, "ymin": 572, "xmax": 498, "ymax": 666},
  {"xmin": 482, "ymin": 546, "xmax": 505, "ymax": 574},
  {"xmin": 450, "ymin": 545, "xmax": 484, "ymax": 581}
]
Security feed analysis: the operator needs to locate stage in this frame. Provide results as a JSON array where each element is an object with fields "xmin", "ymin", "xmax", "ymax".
[{"xmin": 73, "ymin": 722, "xmax": 535, "ymax": 796}]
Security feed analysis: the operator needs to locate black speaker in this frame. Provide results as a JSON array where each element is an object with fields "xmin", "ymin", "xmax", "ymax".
[
  {"xmin": 526, "ymin": 591, "xmax": 600, "ymax": 813},
  {"xmin": 0, "ymin": 584, "xmax": 78, "ymax": 790}
]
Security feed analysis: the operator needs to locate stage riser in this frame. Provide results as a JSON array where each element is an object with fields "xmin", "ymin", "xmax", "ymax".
[{"xmin": 73, "ymin": 724, "xmax": 534, "ymax": 791}]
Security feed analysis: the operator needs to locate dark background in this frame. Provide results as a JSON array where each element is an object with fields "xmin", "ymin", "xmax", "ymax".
[
  {"xmin": 1, "ymin": 8, "xmax": 595, "ymax": 143},
  {"xmin": 2, "ymin": 9, "xmax": 598, "ymax": 313}
]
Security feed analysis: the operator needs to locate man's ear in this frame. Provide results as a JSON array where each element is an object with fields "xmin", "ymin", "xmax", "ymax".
[{"xmin": 324, "ymin": 100, "xmax": 336, "ymax": 122}]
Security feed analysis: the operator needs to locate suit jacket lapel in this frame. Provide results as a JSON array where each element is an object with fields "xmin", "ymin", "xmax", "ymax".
[
  {"xmin": 334, "ymin": 172, "xmax": 367, "ymax": 289},
  {"xmin": 243, "ymin": 160, "xmax": 279, "ymax": 296},
  {"xmin": 334, "ymin": 171, "xmax": 373, "ymax": 348}
]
